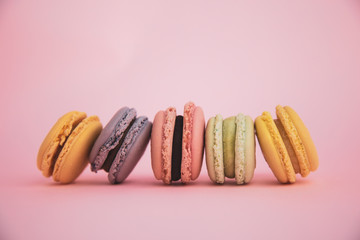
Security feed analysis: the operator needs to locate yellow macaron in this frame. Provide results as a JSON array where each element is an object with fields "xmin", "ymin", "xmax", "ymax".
[
  {"xmin": 255, "ymin": 105, "xmax": 318, "ymax": 183},
  {"xmin": 37, "ymin": 111, "xmax": 102, "ymax": 184}
]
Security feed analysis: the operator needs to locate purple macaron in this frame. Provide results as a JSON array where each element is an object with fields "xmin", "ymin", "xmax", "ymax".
[{"xmin": 89, "ymin": 107, "xmax": 152, "ymax": 184}]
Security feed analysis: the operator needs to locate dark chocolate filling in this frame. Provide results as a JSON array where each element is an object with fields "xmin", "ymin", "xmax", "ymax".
[
  {"xmin": 171, "ymin": 115, "xmax": 183, "ymax": 181},
  {"xmin": 101, "ymin": 118, "xmax": 135, "ymax": 172}
]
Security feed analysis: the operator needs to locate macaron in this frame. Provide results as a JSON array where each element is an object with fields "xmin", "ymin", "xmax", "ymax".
[
  {"xmin": 205, "ymin": 113, "xmax": 256, "ymax": 184},
  {"xmin": 89, "ymin": 107, "xmax": 152, "ymax": 184},
  {"xmin": 37, "ymin": 111, "xmax": 102, "ymax": 184},
  {"xmin": 151, "ymin": 102, "xmax": 205, "ymax": 184},
  {"xmin": 255, "ymin": 105, "xmax": 319, "ymax": 183}
]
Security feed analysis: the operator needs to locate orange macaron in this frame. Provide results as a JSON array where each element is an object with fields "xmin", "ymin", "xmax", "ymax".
[{"xmin": 37, "ymin": 111, "xmax": 102, "ymax": 183}]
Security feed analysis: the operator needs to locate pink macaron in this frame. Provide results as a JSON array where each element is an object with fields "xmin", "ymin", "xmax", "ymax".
[{"xmin": 151, "ymin": 102, "xmax": 205, "ymax": 184}]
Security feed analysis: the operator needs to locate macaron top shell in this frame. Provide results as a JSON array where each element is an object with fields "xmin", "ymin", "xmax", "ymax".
[
  {"xmin": 205, "ymin": 115, "xmax": 225, "ymax": 184},
  {"xmin": 37, "ymin": 111, "xmax": 86, "ymax": 177},
  {"xmin": 181, "ymin": 102, "xmax": 205, "ymax": 182},
  {"xmin": 213, "ymin": 115, "xmax": 225, "ymax": 183},
  {"xmin": 234, "ymin": 114, "xmax": 246, "ymax": 184},
  {"xmin": 283, "ymin": 106, "xmax": 319, "ymax": 171},
  {"xmin": 181, "ymin": 102, "xmax": 195, "ymax": 182},
  {"xmin": 234, "ymin": 114, "xmax": 256, "ymax": 184},
  {"xmin": 53, "ymin": 116, "xmax": 102, "ymax": 183},
  {"xmin": 89, "ymin": 107, "xmax": 136, "ymax": 172},
  {"xmin": 108, "ymin": 116, "xmax": 152, "ymax": 184},
  {"xmin": 276, "ymin": 105, "xmax": 310, "ymax": 177}
]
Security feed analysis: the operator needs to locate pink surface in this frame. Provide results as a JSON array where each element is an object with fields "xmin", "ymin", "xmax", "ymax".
[{"xmin": 1, "ymin": 1, "xmax": 360, "ymax": 239}]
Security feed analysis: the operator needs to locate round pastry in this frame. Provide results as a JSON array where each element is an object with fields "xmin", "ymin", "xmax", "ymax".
[
  {"xmin": 151, "ymin": 102, "xmax": 205, "ymax": 184},
  {"xmin": 89, "ymin": 107, "xmax": 152, "ymax": 184},
  {"xmin": 205, "ymin": 113, "xmax": 256, "ymax": 184},
  {"xmin": 37, "ymin": 111, "xmax": 102, "ymax": 184},
  {"xmin": 255, "ymin": 105, "xmax": 319, "ymax": 183}
]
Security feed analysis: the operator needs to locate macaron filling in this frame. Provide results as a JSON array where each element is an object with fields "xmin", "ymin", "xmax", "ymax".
[
  {"xmin": 234, "ymin": 114, "xmax": 246, "ymax": 184},
  {"xmin": 91, "ymin": 109, "xmax": 136, "ymax": 172},
  {"xmin": 171, "ymin": 116, "xmax": 183, "ymax": 181},
  {"xmin": 109, "ymin": 117, "xmax": 149, "ymax": 183},
  {"xmin": 261, "ymin": 112, "xmax": 296, "ymax": 183}
]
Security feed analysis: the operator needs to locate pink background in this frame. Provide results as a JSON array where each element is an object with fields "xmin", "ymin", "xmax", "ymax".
[{"xmin": 1, "ymin": 1, "xmax": 360, "ymax": 239}]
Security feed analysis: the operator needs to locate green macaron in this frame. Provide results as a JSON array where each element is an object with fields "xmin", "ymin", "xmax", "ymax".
[{"xmin": 205, "ymin": 113, "xmax": 256, "ymax": 184}]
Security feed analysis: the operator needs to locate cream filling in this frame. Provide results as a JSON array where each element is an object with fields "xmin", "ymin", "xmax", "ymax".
[{"xmin": 235, "ymin": 114, "xmax": 246, "ymax": 184}]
